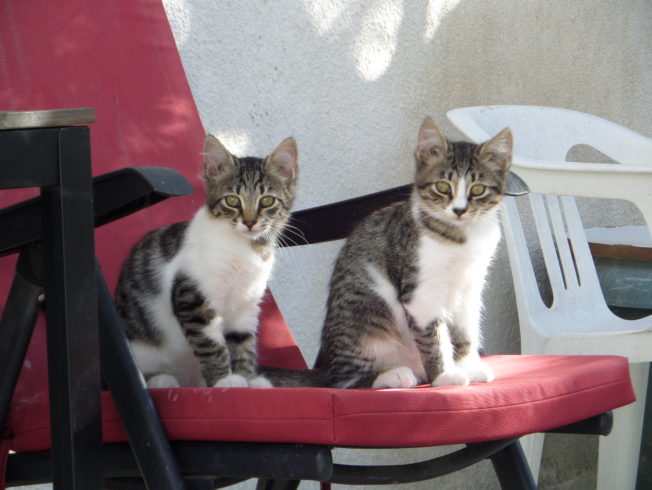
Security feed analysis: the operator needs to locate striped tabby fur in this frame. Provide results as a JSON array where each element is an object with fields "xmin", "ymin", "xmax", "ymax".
[
  {"xmin": 115, "ymin": 135, "xmax": 298, "ymax": 388},
  {"xmin": 265, "ymin": 118, "xmax": 511, "ymax": 388}
]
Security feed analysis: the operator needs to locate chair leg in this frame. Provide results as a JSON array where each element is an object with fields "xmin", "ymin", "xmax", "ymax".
[
  {"xmin": 518, "ymin": 432, "xmax": 545, "ymax": 484},
  {"xmin": 597, "ymin": 361, "xmax": 649, "ymax": 490},
  {"xmin": 0, "ymin": 264, "xmax": 41, "ymax": 426},
  {"xmin": 490, "ymin": 440, "xmax": 536, "ymax": 490},
  {"xmin": 96, "ymin": 267, "xmax": 186, "ymax": 490},
  {"xmin": 42, "ymin": 126, "xmax": 103, "ymax": 489}
]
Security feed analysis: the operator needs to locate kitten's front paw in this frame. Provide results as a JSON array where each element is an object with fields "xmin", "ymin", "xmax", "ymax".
[
  {"xmin": 373, "ymin": 367, "xmax": 419, "ymax": 389},
  {"xmin": 459, "ymin": 359, "xmax": 495, "ymax": 384},
  {"xmin": 432, "ymin": 367, "xmax": 470, "ymax": 387},
  {"xmin": 214, "ymin": 374, "xmax": 249, "ymax": 388},
  {"xmin": 147, "ymin": 373, "xmax": 181, "ymax": 388},
  {"xmin": 248, "ymin": 375, "xmax": 273, "ymax": 388}
]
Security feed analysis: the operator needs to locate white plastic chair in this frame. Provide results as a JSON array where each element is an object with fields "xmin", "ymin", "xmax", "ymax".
[{"xmin": 447, "ymin": 105, "xmax": 652, "ymax": 489}]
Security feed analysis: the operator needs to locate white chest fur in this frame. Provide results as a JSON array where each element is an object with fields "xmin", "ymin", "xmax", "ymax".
[
  {"xmin": 405, "ymin": 211, "xmax": 501, "ymax": 329},
  {"xmin": 178, "ymin": 207, "xmax": 274, "ymax": 324},
  {"xmin": 130, "ymin": 208, "xmax": 274, "ymax": 386}
]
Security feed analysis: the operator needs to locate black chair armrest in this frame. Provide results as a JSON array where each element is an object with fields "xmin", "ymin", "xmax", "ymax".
[
  {"xmin": 0, "ymin": 167, "xmax": 194, "ymax": 257},
  {"xmin": 284, "ymin": 184, "xmax": 412, "ymax": 246},
  {"xmin": 92, "ymin": 167, "xmax": 194, "ymax": 227},
  {"xmin": 282, "ymin": 171, "xmax": 529, "ymax": 247}
]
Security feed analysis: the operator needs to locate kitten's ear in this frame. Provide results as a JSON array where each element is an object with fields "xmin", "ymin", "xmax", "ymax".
[
  {"xmin": 417, "ymin": 117, "xmax": 447, "ymax": 162},
  {"xmin": 479, "ymin": 128, "xmax": 513, "ymax": 172},
  {"xmin": 268, "ymin": 137, "xmax": 298, "ymax": 181},
  {"xmin": 203, "ymin": 135, "xmax": 235, "ymax": 179}
]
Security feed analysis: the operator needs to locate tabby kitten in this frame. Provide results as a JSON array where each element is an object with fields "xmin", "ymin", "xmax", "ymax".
[
  {"xmin": 312, "ymin": 118, "xmax": 512, "ymax": 388},
  {"xmin": 115, "ymin": 135, "xmax": 298, "ymax": 388}
]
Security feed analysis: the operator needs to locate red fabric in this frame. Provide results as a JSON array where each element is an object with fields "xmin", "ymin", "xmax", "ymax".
[
  {"xmin": 0, "ymin": 440, "xmax": 7, "ymax": 490},
  {"xmin": 258, "ymin": 291, "xmax": 308, "ymax": 370},
  {"xmin": 0, "ymin": 0, "xmax": 206, "ymax": 295},
  {"xmin": 6, "ymin": 355, "xmax": 635, "ymax": 452}
]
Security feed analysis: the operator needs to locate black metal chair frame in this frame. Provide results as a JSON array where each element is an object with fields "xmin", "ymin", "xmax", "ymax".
[{"xmin": 0, "ymin": 109, "xmax": 612, "ymax": 490}]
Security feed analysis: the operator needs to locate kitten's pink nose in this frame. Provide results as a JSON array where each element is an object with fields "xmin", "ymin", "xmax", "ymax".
[
  {"xmin": 243, "ymin": 219, "xmax": 257, "ymax": 229},
  {"xmin": 453, "ymin": 207, "xmax": 467, "ymax": 217}
]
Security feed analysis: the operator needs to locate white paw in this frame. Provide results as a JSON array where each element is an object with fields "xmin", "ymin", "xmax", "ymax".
[
  {"xmin": 214, "ymin": 374, "xmax": 249, "ymax": 388},
  {"xmin": 248, "ymin": 375, "xmax": 273, "ymax": 388},
  {"xmin": 373, "ymin": 367, "xmax": 419, "ymax": 389},
  {"xmin": 460, "ymin": 359, "xmax": 495, "ymax": 384},
  {"xmin": 147, "ymin": 374, "xmax": 180, "ymax": 388},
  {"xmin": 432, "ymin": 367, "xmax": 470, "ymax": 387}
]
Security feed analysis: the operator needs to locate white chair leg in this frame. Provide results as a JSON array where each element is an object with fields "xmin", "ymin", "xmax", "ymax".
[
  {"xmin": 519, "ymin": 432, "xmax": 545, "ymax": 484},
  {"xmin": 597, "ymin": 361, "xmax": 649, "ymax": 490}
]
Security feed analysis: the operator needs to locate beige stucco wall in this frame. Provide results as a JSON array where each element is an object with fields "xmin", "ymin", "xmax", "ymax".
[{"xmin": 160, "ymin": 1, "xmax": 651, "ymax": 489}]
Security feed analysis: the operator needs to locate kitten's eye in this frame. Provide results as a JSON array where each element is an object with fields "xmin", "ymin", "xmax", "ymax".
[
  {"xmin": 470, "ymin": 184, "xmax": 486, "ymax": 196},
  {"xmin": 434, "ymin": 181, "xmax": 451, "ymax": 194},
  {"xmin": 259, "ymin": 196, "xmax": 275, "ymax": 208},
  {"xmin": 225, "ymin": 195, "xmax": 241, "ymax": 207}
]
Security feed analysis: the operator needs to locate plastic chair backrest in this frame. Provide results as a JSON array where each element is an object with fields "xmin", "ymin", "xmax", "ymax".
[
  {"xmin": 448, "ymin": 105, "xmax": 651, "ymax": 166},
  {"xmin": 448, "ymin": 105, "xmax": 652, "ymax": 351},
  {"xmin": 500, "ymin": 194, "xmax": 614, "ymax": 335}
]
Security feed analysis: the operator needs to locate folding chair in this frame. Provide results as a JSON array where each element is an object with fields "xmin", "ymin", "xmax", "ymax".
[{"xmin": 0, "ymin": 2, "xmax": 637, "ymax": 489}]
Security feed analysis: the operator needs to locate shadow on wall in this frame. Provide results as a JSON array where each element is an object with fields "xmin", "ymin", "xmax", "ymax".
[{"xmin": 166, "ymin": 0, "xmax": 649, "ymax": 174}]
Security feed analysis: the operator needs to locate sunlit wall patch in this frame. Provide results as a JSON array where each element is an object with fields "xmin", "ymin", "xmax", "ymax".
[
  {"xmin": 352, "ymin": 0, "xmax": 404, "ymax": 81},
  {"xmin": 211, "ymin": 130, "xmax": 252, "ymax": 158},
  {"xmin": 424, "ymin": 0, "xmax": 463, "ymax": 41},
  {"xmin": 300, "ymin": 0, "xmax": 348, "ymax": 35}
]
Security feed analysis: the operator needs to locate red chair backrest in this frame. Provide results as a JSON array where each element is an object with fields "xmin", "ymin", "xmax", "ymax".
[{"xmin": 0, "ymin": 0, "xmax": 305, "ymax": 411}]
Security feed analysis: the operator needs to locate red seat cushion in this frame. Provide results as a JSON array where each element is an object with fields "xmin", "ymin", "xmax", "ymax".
[{"xmin": 6, "ymin": 354, "xmax": 634, "ymax": 452}]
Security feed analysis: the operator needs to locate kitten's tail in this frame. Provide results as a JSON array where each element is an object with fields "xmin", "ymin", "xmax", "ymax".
[{"xmin": 258, "ymin": 366, "xmax": 330, "ymax": 388}]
